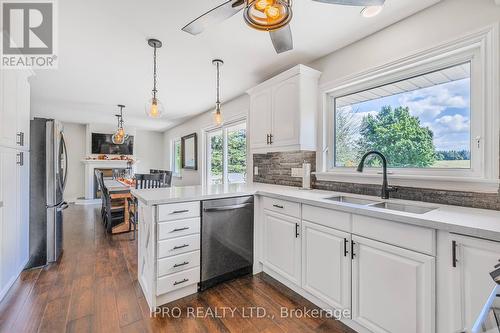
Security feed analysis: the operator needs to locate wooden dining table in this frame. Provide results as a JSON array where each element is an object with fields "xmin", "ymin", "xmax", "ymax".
[{"xmin": 103, "ymin": 179, "xmax": 135, "ymax": 234}]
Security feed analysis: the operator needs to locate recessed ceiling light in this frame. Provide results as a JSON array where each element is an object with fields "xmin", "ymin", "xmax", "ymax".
[{"xmin": 361, "ymin": 5, "xmax": 383, "ymax": 18}]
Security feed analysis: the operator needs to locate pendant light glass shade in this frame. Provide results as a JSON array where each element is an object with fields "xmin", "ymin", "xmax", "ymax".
[
  {"xmin": 145, "ymin": 97, "xmax": 164, "ymax": 119},
  {"xmin": 244, "ymin": 0, "xmax": 292, "ymax": 31},
  {"xmin": 213, "ymin": 104, "xmax": 223, "ymax": 126}
]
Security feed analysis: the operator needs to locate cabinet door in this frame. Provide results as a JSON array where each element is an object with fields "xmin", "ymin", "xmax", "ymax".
[
  {"xmin": 16, "ymin": 72, "xmax": 30, "ymax": 150},
  {"xmin": 302, "ymin": 221, "xmax": 351, "ymax": 310},
  {"xmin": 450, "ymin": 234, "xmax": 500, "ymax": 332},
  {"xmin": 0, "ymin": 71, "xmax": 19, "ymax": 148},
  {"xmin": 263, "ymin": 210, "xmax": 301, "ymax": 285},
  {"xmin": 249, "ymin": 90, "xmax": 272, "ymax": 149},
  {"xmin": 271, "ymin": 76, "xmax": 300, "ymax": 147},
  {"xmin": 0, "ymin": 148, "xmax": 20, "ymax": 297},
  {"xmin": 352, "ymin": 235, "xmax": 435, "ymax": 333}
]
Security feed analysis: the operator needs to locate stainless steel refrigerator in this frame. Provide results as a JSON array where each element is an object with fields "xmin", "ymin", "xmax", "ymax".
[{"xmin": 27, "ymin": 118, "xmax": 68, "ymax": 268}]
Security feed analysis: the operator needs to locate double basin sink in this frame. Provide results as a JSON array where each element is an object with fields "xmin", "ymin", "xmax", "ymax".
[{"xmin": 324, "ymin": 195, "xmax": 437, "ymax": 215}]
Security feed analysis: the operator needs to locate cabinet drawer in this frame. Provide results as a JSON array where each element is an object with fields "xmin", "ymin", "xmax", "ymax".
[
  {"xmin": 156, "ymin": 267, "xmax": 200, "ymax": 295},
  {"xmin": 158, "ymin": 201, "xmax": 200, "ymax": 222},
  {"xmin": 263, "ymin": 196, "xmax": 300, "ymax": 218},
  {"xmin": 158, "ymin": 234, "xmax": 200, "ymax": 258},
  {"xmin": 352, "ymin": 215, "xmax": 435, "ymax": 256},
  {"xmin": 157, "ymin": 251, "xmax": 200, "ymax": 277},
  {"xmin": 302, "ymin": 205, "xmax": 351, "ymax": 232},
  {"xmin": 158, "ymin": 218, "xmax": 200, "ymax": 240}
]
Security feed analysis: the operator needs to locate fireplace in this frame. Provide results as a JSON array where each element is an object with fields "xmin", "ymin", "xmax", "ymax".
[{"xmin": 82, "ymin": 159, "xmax": 137, "ymax": 202}]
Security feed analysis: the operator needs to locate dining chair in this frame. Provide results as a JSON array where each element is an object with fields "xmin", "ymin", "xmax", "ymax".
[
  {"xmin": 127, "ymin": 173, "xmax": 164, "ymax": 240},
  {"xmin": 95, "ymin": 170, "xmax": 106, "ymax": 220},
  {"xmin": 150, "ymin": 169, "xmax": 173, "ymax": 187},
  {"xmin": 97, "ymin": 171, "xmax": 126, "ymax": 233}
]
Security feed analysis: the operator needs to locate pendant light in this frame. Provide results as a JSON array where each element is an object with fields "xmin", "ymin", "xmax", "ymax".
[
  {"xmin": 145, "ymin": 38, "xmax": 164, "ymax": 118},
  {"xmin": 212, "ymin": 59, "xmax": 224, "ymax": 126},
  {"xmin": 112, "ymin": 104, "xmax": 128, "ymax": 144}
]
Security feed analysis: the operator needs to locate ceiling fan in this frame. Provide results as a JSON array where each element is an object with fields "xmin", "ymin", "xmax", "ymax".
[{"xmin": 182, "ymin": 0, "xmax": 385, "ymax": 54}]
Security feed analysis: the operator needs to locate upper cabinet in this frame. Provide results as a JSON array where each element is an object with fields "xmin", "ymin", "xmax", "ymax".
[
  {"xmin": 247, "ymin": 65, "xmax": 321, "ymax": 153},
  {"xmin": 0, "ymin": 69, "xmax": 32, "ymax": 150}
]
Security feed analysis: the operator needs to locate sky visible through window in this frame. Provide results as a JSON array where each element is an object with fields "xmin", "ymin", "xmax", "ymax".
[{"xmin": 334, "ymin": 64, "xmax": 471, "ymax": 169}]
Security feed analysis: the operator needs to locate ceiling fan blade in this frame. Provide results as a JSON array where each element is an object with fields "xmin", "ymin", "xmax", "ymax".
[
  {"xmin": 181, "ymin": 0, "xmax": 245, "ymax": 35},
  {"xmin": 269, "ymin": 25, "xmax": 293, "ymax": 54},
  {"xmin": 312, "ymin": 0, "xmax": 385, "ymax": 6}
]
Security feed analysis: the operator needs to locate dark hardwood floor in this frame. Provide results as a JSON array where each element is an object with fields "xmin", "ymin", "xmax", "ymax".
[{"xmin": 0, "ymin": 204, "xmax": 356, "ymax": 333}]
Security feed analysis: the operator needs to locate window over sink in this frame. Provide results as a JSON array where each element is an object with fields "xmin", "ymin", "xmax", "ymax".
[
  {"xmin": 319, "ymin": 26, "xmax": 499, "ymax": 192},
  {"xmin": 334, "ymin": 62, "xmax": 472, "ymax": 170}
]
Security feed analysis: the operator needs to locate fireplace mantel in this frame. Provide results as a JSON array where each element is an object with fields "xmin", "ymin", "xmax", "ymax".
[{"xmin": 82, "ymin": 159, "xmax": 138, "ymax": 201}]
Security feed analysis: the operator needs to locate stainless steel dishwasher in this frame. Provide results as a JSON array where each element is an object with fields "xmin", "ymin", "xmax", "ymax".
[{"xmin": 200, "ymin": 196, "xmax": 254, "ymax": 291}]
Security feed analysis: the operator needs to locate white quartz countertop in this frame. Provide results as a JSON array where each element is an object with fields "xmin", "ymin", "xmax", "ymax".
[{"xmin": 131, "ymin": 183, "xmax": 500, "ymax": 242}]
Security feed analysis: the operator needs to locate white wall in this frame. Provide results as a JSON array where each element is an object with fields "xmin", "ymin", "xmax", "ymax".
[
  {"xmin": 62, "ymin": 122, "xmax": 86, "ymax": 202},
  {"xmin": 309, "ymin": 0, "xmax": 500, "ymax": 84},
  {"xmin": 135, "ymin": 130, "xmax": 165, "ymax": 173},
  {"xmin": 163, "ymin": 95, "xmax": 250, "ymax": 186}
]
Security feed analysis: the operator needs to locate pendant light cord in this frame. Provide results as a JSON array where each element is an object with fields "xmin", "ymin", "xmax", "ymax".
[
  {"xmin": 153, "ymin": 46, "xmax": 157, "ymax": 99},
  {"xmin": 216, "ymin": 61, "xmax": 220, "ymax": 105}
]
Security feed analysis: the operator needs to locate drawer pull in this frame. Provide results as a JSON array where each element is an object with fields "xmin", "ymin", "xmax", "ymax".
[
  {"xmin": 173, "ymin": 261, "xmax": 189, "ymax": 268},
  {"xmin": 173, "ymin": 244, "xmax": 189, "ymax": 250},
  {"xmin": 171, "ymin": 209, "xmax": 189, "ymax": 214},
  {"xmin": 171, "ymin": 227, "xmax": 189, "ymax": 233},
  {"xmin": 272, "ymin": 204, "xmax": 284, "ymax": 209},
  {"xmin": 173, "ymin": 278, "xmax": 189, "ymax": 286}
]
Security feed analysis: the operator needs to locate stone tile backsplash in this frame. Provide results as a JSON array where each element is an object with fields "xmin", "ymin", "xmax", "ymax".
[{"xmin": 252, "ymin": 151, "xmax": 500, "ymax": 211}]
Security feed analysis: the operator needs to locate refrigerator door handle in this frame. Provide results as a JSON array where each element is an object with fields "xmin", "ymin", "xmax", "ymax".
[
  {"xmin": 57, "ymin": 201, "xmax": 69, "ymax": 212},
  {"xmin": 61, "ymin": 132, "xmax": 68, "ymax": 192}
]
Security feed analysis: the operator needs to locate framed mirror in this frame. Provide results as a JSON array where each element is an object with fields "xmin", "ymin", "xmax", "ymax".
[{"xmin": 181, "ymin": 133, "xmax": 197, "ymax": 170}]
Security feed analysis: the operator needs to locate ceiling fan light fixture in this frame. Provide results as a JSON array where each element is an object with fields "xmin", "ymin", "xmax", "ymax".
[
  {"xmin": 243, "ymin": 0, "xmax": 292, "ymax": 31},
  {"xmin": 361, "ymin": 5, "xmax": 383, "ymax": 18}
]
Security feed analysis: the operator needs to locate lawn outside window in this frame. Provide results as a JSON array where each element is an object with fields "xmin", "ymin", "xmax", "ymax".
[{"xmin": 316, "ymin": 25, "xmax": 499, "ymax": 193}]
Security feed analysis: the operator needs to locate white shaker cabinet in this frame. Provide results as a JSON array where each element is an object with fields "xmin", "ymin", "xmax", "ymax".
[
  {"xmin": 302, "ymin": 221, "xmax": 351, "ymax": 310},
  {"xmin": 0, "ymin": 147, "xmax": 29, "ymax": 300},
  {"xmin": 0, "ymin": 69, "xmax": 31, "ymax": 150},
  {"xmin": 448, "ymin": 234, "xmax": 500, "ymax": 333},
  {"xmin": 351, "ymin": 235, "xmax": 435, "ymax": 333},
  {"xmin": 262, "ymin": 209, "xmax": 301, "ymax": 286},
  {"xmin": 247, "ymin": 64, "xmax": 321, "ymax": 153}
]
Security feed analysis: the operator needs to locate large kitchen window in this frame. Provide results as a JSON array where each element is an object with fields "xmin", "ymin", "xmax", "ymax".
[
  {"xmin": 320, "ymin": 28, "xmax": 499, "ymax": 192},
  {"xmin": 334, "ymin": 62, "xmax": 472, "ymax": 170},
  {"xmin": 206, "ymin": 120, "xmax": 247, "ymax": 186}
]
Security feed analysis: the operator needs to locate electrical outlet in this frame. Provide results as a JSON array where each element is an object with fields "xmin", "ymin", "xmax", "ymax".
[
  {"xmin": 254, "ymin": 166, "xmax": 259, "ymax": 175},
  {"xmin": 291, "ymin": 168, "xmax": 303, "ymax": 178}
]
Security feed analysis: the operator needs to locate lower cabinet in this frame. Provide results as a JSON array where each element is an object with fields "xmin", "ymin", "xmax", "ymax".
[
  {"xmin": 0, "ymin": 147, "xmax": 29, "ymax": 300},
  {"xmin": 351, "ymin": 235, "xmax": 435, "ymax": 333},
  {"xmin": 302, "ymin": 221, "xmax": 351, "ymax": 310},
  {"xmin": 449, "ymin": 234, "xmax": 500, "ymax": 333},
  {"xmin": 263, "ymin": 209, "xmax": 301, "ymax": 285}
]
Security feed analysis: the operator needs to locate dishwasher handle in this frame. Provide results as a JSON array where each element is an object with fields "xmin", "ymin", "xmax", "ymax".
[{"xmin": 203, "ymin": 203, "xmax": 253, "ymax": 212}]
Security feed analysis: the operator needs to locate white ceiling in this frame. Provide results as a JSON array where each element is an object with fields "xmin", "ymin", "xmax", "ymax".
[{"xmin": 30, "ymin": 0, "xmax": 440, "ymax": 131}]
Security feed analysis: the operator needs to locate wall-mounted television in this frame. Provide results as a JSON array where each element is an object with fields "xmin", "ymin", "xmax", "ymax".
[{"xmin": 91, "ymin": 133, "xmax": 134, "ymax": 155}]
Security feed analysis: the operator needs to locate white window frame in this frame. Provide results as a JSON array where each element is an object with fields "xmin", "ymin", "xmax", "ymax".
[
  {"xmin": 171, "ymin": 138, "xmax": 181, "ymax": 177},
  {"xmin": 203, "ymin": 116, "xmax": 248, "ymax": 187},
  {"xmin": 316, "ymin": 25, "xmax": 499, "ymax": 193}
]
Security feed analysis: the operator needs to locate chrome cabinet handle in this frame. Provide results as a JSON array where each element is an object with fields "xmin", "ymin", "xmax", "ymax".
[
  {"xmin": 272, "ymin": 204, "xmax": 284, "ymax": 209},
  {"xmin": 173, "ymin": 278, "xmax": 189, "ymax": 286},
  {"xmin": 173, "ymin": 261, "xmax": 189, "ymax": 268},
  {"xmin": 172, "ymin": 244, "xmax": 189, "ymax": 250},
  {"xmin": 171, "ymin": 227, "xmax": 189, "ymax": 233},
  {"xmin": 170, "ymin": 209, "xmax": 189, "ymax": 214}
]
